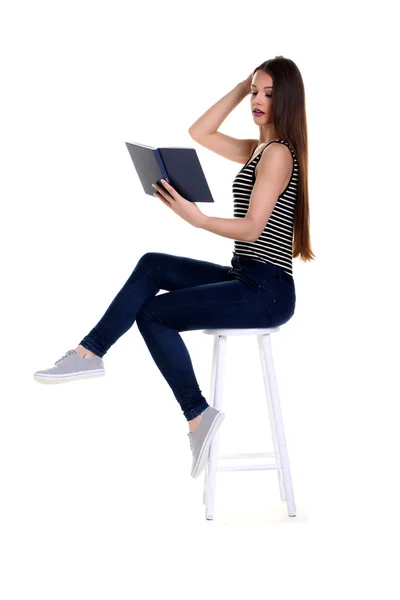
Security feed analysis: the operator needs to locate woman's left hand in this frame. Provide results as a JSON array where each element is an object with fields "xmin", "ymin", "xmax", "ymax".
[{"xmin": 152, "ymin": 179, "xmax": 206, "ymax": 229}]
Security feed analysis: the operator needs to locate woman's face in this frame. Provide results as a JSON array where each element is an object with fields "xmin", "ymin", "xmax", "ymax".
[{"xmin": 250, "ymin": 71, "xmax": 274, "ymax": 125}]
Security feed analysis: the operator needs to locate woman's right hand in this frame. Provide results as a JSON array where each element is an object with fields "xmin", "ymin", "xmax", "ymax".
[{"xmin": 241, "ymin": 72, "xmax": 254, "ymax": 94}]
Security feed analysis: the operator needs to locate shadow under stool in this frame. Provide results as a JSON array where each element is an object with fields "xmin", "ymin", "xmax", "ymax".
[{"xmin": 201, "ymin": 327, "xmax": 296, "ymax": 521}]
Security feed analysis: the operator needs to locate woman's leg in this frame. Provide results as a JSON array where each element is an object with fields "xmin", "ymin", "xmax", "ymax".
[
  {"xmin": 78, "ymin": 251, "xmax": 232, "ymax": 359},
  {"xmin": 135, "ymin": 272, "xmax": 271, "ymax": 422}
]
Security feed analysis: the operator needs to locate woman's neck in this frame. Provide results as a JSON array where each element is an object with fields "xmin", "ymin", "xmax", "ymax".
[{"xmin": 259, "ymin": 125, "xmax": 278, "ymax": 145}]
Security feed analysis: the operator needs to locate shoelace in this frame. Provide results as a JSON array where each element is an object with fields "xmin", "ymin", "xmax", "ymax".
[{"xmin": 54, "ymin": 350, "xmax": 75, "ymax": 365}]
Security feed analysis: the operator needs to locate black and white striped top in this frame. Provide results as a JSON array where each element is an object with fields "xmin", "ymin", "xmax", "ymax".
[{"xmin": 232, "ymin": 138, "xmax": 298, "ymax": 277}]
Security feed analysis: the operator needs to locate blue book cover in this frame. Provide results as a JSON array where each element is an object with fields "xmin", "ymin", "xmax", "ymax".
[{"xmin": 125, "ymin": 141, "xmax": 215, "ymax": 203}]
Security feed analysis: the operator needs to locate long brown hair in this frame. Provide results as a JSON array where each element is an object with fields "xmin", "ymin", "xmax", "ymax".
[{"xmin": 253, "ymin": 56, "xmax": 315, "ymax": 262}]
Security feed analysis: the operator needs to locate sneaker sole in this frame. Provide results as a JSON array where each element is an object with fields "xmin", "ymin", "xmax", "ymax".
[
  {"xmin": 33, "ymin": 369, "xmax": 105, "ymax": 384},
  {"xmin": 191, "ymin": 411, "xmax": 225, "ymax": 479}
]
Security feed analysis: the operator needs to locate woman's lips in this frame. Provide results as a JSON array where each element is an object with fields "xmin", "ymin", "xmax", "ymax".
[{"xmin": 253, "ymin": 111, "xmax": 264, "ymax": 116}]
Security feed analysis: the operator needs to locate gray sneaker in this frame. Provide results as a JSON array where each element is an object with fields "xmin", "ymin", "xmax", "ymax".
[
  {"xmin": 33, "ymin": 349, "xmax": 105, "ymax": 384},
  {"xmin": 188, "ymin": 406, "xmax": 225, "ymax": 479}
]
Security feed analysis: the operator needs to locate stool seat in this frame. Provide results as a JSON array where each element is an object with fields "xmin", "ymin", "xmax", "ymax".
[
  {"xmin": 200, "ymin": 325, "xmax": 296, "ymax": 520},
  {"xmin": 202, "ymin": 327, "xmax": 280, "ymax": 336}
]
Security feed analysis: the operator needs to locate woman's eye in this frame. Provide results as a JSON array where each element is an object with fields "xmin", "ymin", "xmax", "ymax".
[{"xmin": 250, "ymin": 92, "xmax": 272, "ymax": 98}]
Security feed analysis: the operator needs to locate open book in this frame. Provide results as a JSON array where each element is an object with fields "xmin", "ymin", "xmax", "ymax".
[{"xmin": 125, "ymin": 141, "xmax": 215, "ymax": 203}]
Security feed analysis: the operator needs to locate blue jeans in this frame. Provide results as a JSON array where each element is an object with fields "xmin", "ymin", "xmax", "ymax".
[{"xmin": 79, "ymin": 252, "xmax": 296, "ymax": 421}]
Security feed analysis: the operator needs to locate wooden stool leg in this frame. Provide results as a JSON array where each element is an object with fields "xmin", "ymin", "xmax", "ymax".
[
  {"xmin": 204, "ymin": 334, "xmax": 227, "ymax": 520},
  {"xmin": 258, "ymin": 334, "xmax": 296, "ymax": 517}
]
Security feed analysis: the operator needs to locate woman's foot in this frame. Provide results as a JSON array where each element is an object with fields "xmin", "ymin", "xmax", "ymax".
[
  {"xmin": 33, "ymin": 349, "xmax": 105, "ymax": 384},
  {"xmin": 187, "ymin": 406, "xmax": 225, "ymax": 478},
  {"xmin": 74, "ymin": 344, "xmax": 100, "ymax": 359},
  {"xmin": 188, "ymin": 413, "xmax": 203, "ymax": 432}
]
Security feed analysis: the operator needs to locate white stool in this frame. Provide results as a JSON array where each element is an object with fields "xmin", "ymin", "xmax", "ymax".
[{"xmin": 201, "ymin": 327, "xmax": 296, "ymax": 521}]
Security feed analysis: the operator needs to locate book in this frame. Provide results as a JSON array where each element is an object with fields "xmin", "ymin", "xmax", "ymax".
[{"xmin": 125, "ymin": 141, "xmax": 215, "ymax": 203}]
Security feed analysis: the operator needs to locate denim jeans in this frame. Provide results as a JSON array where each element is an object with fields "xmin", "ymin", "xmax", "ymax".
[{"xmin": 79, "ymin": 252, "xmax": 296, "ymax": 421}]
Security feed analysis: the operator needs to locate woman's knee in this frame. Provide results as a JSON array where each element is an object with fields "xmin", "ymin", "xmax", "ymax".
[
  {"xmin": 136, "ymin": 294, "xmax": 160, "ymax": 325},
  {"xmin": 138, "ymin": 251, "xmax": 162, "ymax": 266}
]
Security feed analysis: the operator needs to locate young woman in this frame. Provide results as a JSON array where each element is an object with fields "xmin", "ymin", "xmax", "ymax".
[{"xmin": 34, "ymin": 56, "xmax": 315, "ymax": 479}]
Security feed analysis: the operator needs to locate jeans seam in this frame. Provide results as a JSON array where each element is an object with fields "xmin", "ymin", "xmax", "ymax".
[
  {"xmin": 143, "ymin": 285, "xmax": 265, "ymax": 318},
  {"xmin": 165, "ymin": 266, "xmax": 229, "ymax": 287},
  {"xmin": 256, "ymin": 298, "xmax": 278, "ymax": 322}
]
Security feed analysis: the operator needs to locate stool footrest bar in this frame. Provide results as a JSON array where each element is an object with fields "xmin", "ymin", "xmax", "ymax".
[
  {"xmin": 219, "ymin": 452, "xmax": 275, "ymax": 459},
  {"xmin": 217, "ymin": 463, "xmax": 282, "ymax": 472}
]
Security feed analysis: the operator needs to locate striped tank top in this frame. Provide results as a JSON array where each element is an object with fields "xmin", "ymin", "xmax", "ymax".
[{"xmin": 232, "ymin": 138, "xmax": 298, "ymax": 277}]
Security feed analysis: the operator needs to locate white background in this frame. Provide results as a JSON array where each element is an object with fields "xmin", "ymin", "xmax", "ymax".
[{"xmin": 1, "ymin": 0, "xmax": 399, "ymax": 598}]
